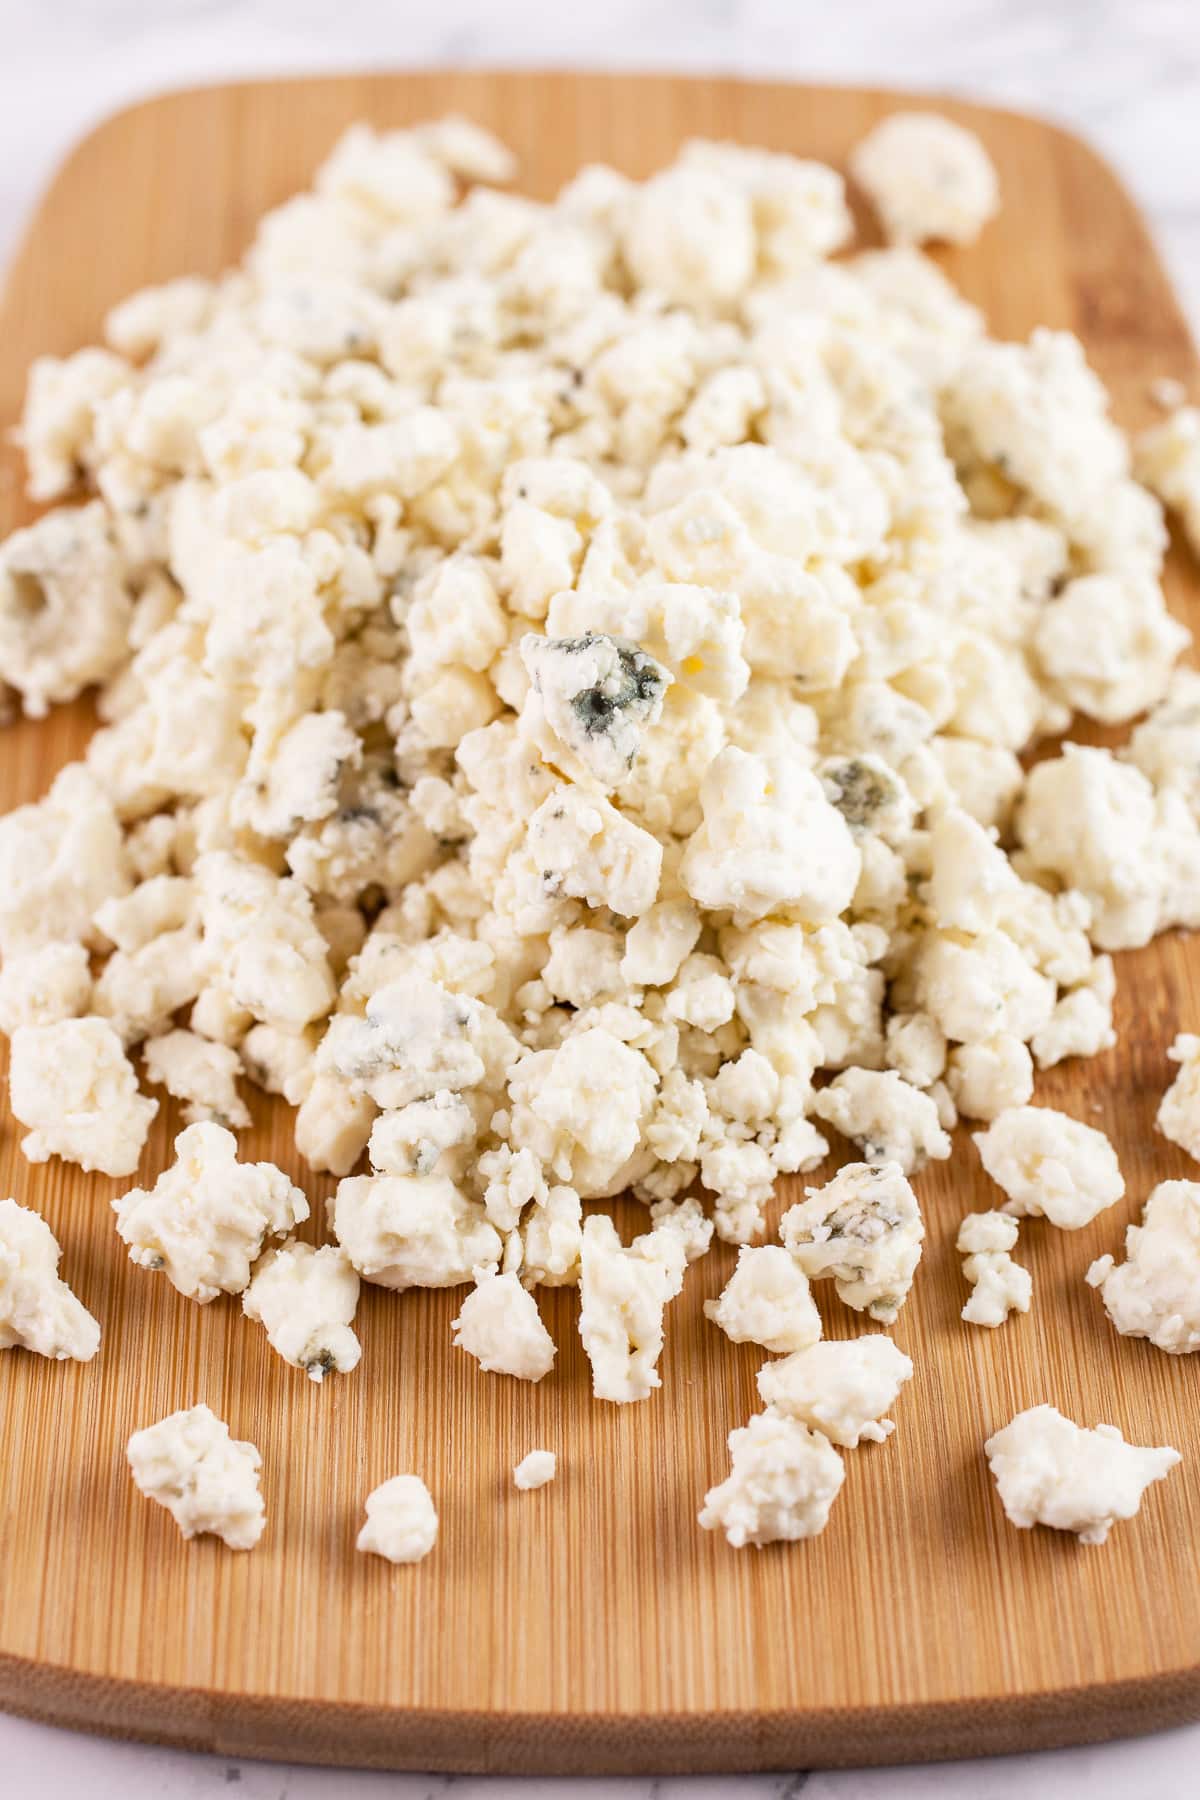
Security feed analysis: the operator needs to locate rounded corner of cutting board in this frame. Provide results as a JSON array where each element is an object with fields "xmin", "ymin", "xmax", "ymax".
[{"xmin": 2, "ymin": 68, "xmax": 1200, "ymax": 1779}]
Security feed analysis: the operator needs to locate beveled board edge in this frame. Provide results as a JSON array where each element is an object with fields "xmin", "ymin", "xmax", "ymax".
[{"xmin": 2, "ymin": 1648, "xmax": 1199, "ymax": 1773}]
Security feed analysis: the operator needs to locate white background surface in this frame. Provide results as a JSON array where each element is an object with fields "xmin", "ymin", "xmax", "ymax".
[{"xmin": 2, "ymin": 1, "xmax": 1198, "ymax": 1794}]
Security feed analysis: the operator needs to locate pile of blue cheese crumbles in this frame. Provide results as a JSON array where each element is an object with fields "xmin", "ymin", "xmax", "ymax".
[{"xmin": 1, "ymin": 109, "xmax": 1198, "ymax": 1562}]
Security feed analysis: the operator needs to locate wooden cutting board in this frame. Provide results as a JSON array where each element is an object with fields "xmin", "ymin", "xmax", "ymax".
[{"xmin": 1, "ymin": 71, "xmax": 1198, "ymax": 1778}]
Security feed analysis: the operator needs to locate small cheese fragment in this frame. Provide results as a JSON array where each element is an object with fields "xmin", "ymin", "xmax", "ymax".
[
  {"xmin": 703, "ymin": 1245, "xmax": 822, "ymax": 1355},
  {"xmin": 811, "ymin": 1068, "xmax": 951, "ymax": 1174},
  {"xmin": 331, "ymin": 1172, "xmax": 500, "ymax": 1289},
  {"xmin": 1136, "ymin": 406, "xmax": 1200, "ymax": 556},
  {"xmin": 513, "ymin": 1449, "xmax": 557, "ymax": 1491},
  {"xmin": 756, "ymin": 1336, "xmax": 913, "ymax": 1446},
  {"xmin": 851, "ymin": 111, "xmax": 999, "ymax": 246},
  {"xmin": 680, "ymin": 747, "xmax": 860, "ymax": 927},
  {"xmin": 356, "ymin": 1474, "xmax": 438, "ymax": 1564},
  {"xmin": 524, "ymin": 787, "xmax": 663, "ymax": 918},
  {"xmin": 451, "ymin": 1270, "xmax": 556, "ymax": 1380},
  {"xmin": 973, "ymin": 1106, "xmax": 1124, "ymax": 1230},
  {"xmin": 8, "ymin": 1016, "xmax": 157, "ymax": 1177},
  {"xmin": 520, "ymin": 631, "xmax": 671, "ymax": 788},
  {"xmin": 113, "ymin": 1122, "xmax": 309, "ymax": 1301},
  {"xmin": 242, "ymin": 1240, "xmax": 361, "ymax": 1381},
  {"xmin": 578, "ymin": 1212, "xmax": 686, "ymax": 1403},
  {"xmin": 699, "ymin": 1411, "xmax": 845, "ymax": 1548},
  {"xmin": 0, "ymin": 941, "xmax": 92, "ymax": 1036},
  {"xmin": 956, "ymin": 1211, "xmax": 1032, "ymax": 1328},
  {"xmin": 0, "ymin": 1198, "xmax": 100, "ymax": 1361},
  {"xmin": 984, "ymin": 1404, "xmax": 1180, "ymax": 1545},
  {"xmin": 1157, "ymin": 1033, "xmax": 1200, "ymax": 1162},
  {"xmin": 127, "ymin": 1404, "xmax": 265, "ymax": 1549},
  {"xmin": 1087, "ymin": 1179, "xmax": 1200, "ymax": 1355},
  {"xmin": 780, "ymin": 1161, "xmax": 924, "ymax": 1324},
  {"xmin": 143, "ymin": 1028, "xmax": 251, "ymax": 1129}
]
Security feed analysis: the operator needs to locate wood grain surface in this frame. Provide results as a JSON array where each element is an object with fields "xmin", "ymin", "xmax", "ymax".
[{"xmin": 0, "ymin": 71, "xmax": 1198, "ymax": 1777}]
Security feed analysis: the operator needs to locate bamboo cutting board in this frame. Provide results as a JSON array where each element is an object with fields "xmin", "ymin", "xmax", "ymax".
[{"xmin": 0, "ymin": 71, "xmax": 1198, "ymax": 1777}]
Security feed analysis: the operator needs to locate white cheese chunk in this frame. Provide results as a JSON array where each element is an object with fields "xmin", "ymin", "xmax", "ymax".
[
  {"xmin": 756, "ymin": 1336, "xmax": 913, "ymax": 1445},
  {"xmin": 1157, "ymin": 1032, "xmax": 1200, "ymax": 1162},
  {"xmin": 513, "ymin": 1448, "xmax": 557, "ymax": 1491},
  {"xmin": 699, "ymin": 1411, "xmax": 845, "ymax": 1547},
  {"xmin": 811, "ymin": 1068, "xmax": 951, "ymax": 1174},
  {"xmin": 974, "ymin": 1106, "xmax": 1124, "ymax": 1230},
  {"xmin": 113, "ymin": 1122, "xmax": 309, "ymax": 1301},
  {"xmin": 780, "ymin": 1161, "xmax": 924, "ymax": 1324},
  {"xmin": 0, "ymin": 1198, "xmax": 100, "ymax": 1361},
  {"xmin": 578, "ymin": 1212, "xmax": 685, "ymax": 1403},
  {"xmin": 143, "ymin": 1028, "xmax": 251, "ymax": 1129},
  {"xmin": 851, "ymin": 112, "xmax": 999, "ymax": 246},
  {"xmin": 242, "ymin": 1239, "xmax": 361, "ymax": 1380},
  {"xmin": 9, "ymin": 1016, "xmax": 156, "ymax": 1177},
  {"xmin": 956, "ymin": 1210, "xmax": 1032, "ymax": 1328},
  {"xmin": 332, "ymin": 1171, "xmax": 500, "ymax": 1290},
  {"xmin": 984, "ymin": 1404, "xmax": 1179, "ymax": 1545},
  {"xmin": 703, "ymin": 1245, "xmax": 822, "ymax": 1355},
  {"xmin": 1087, "ymin": 1179, "xmax": 1200, "ymax": 1355},
  {"xmin": 127, "ymin": 1404, "xmax": 265, "ymax": 1549},
  {"xmin": 356, "ymin": 1473, "xmax": 439, "ymax": 1564},
  {"xmin": 451, "ymin": 1270, "xmax": 556, "ymax": 1380}
]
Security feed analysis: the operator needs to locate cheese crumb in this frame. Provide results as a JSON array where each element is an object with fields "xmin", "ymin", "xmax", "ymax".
[
  {"xmin": 357, "ymin": 1474, "xmax": 438, "ymax": 1563},
  {"xmin": 242, "ymin": 1239, "xmax": 361, "ymax": 1380},
  {"xmin": 851, "ymin": 112, "xmax": 999, "ymax": 246},
  {"xmin": 699, "ymin": 1411, "xmax": 845, "ymax": 1547},
  {"xmin": 956, "ymin": 1210, "xmax": 1032, "ymax": 1328},
  {"xmin": 0, "ymin": 1198, "xmax": 100, "ymax": 1361},
  {"xmin": 1087, "ymin": 1179, "xmax": 1200, "ymax": 1355},
  {"xmin": 780, "ymin": 1161, "xmax": 924, "ymax": 1324},
  {"xmin": 973, "ymin": 1106, "xmax": 1124, "ymax": 1230},
  {"xmin": 127, "ymin": 1404, "xmax": 265, "ymax": 1549},
  {"xmin": 704, "ymin": 1244, "xmax": 822, "ymax": 1354},
  {"xmin": 757, "ymin": 1336, "xmax": 913, "ymax": 1445},
  {"xmin": 113, "ymin": 1122, "xmax": 309, "ymax": 1301},
  {"xmin": 984, "ymin": 1403, "xmax": 1179, "ymax": 1545},
  {"xmin": 513, "ymin": 1449, "xmax": 557, "ymax": 1491}
]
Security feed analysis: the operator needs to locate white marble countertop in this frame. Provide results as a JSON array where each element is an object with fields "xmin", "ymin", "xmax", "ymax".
[{"xmin": 2, "ymin": 1, "xmax": 1198, "ymax": 1793}]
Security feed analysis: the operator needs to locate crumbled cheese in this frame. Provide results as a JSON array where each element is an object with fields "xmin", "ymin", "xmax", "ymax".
[
  {"xmin": 756, "ymin": 1336, "xmax": 914, "ymax": 1445},
  {"xmin": 356, "ymin": 1473, "xmax": 438, "ymax": 1563},
  {"xmin": 451, "ymin": 1270, "xmax": 556, "ymax": 1380},
  {"xmin": 127, "ymin": 1404, "xmax": 265, "ymax": 1549},
  {"xmin": 0, "ymin": 941, "xmax": 92, "ymax": 1036},
  {"xmin": 984, "ymin": 1404, "xmax": 1180, "ymax": 1545},
  {"xmin": 143, "ymin": 1028, "xmax": 251, "ymax": 1129},
  {"xmin": 9, "ymin": 1016, "xmax": 157, "ymax": 1176},
  {"xmin": 1135, "ymin": 406, "xmax": 1200, "ymax": 555},
  {"xmin": 113, "ymin": 1122, "xmax": 309, "ymax": 1300},
  {"xmin": 974, "ymin": 1106, "xmax": 1125, "ymax": 1230},
  {"xmin": 0, "ymin": 502, "xmax": 132, "ymax": 716},
  {"xmin": 703, "ymin": 1244, "xmax": 823, "ymax": 1354},
  {"xmin": 513, "ymin": 1449, "xmax": 557, "ymax": 1491},
  {"xmin": 578, "ymin": 1212, "xmax": 685, "ymax": 1403},
  {"xmin": 811, "ymin": 1068, "xmax": 951, "ymax": 1173},
  {"xmin": 331, "ymin": 1172, "xmax": 500, "ymax": 1290},
  {"xmin": 1087, "ymin": 1179, "xmax": 1200, "ymax": 1354},
  {"xmin": 956, "ymin": 1210, "xmax": 1032, "ymax": 1328},
  {"xmin": 851, "ymin": 112, "xmax": 999, "ymax": 246},
  {"xmin": 1156, "ymin": 1032, "xmax": 1200, "ymax": 1161},
  {"xmin": 698, "ymin": 1411, "xmax": 845, "ymax": 1547},
  {"xmin": 3, "ymin": 112, "xmax": 1199, "ymax": 1477},
  {"xmin": 780, "ymin": 1161, "xmax": 924, "ymax": 1323},
  {"xmin": 0, "ymin": 1197, "xmax": 100, "ymax": 1361},
  {"xmin": 242, "ymin": 1239, "xmax": 361, "ymax": 1380}
]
